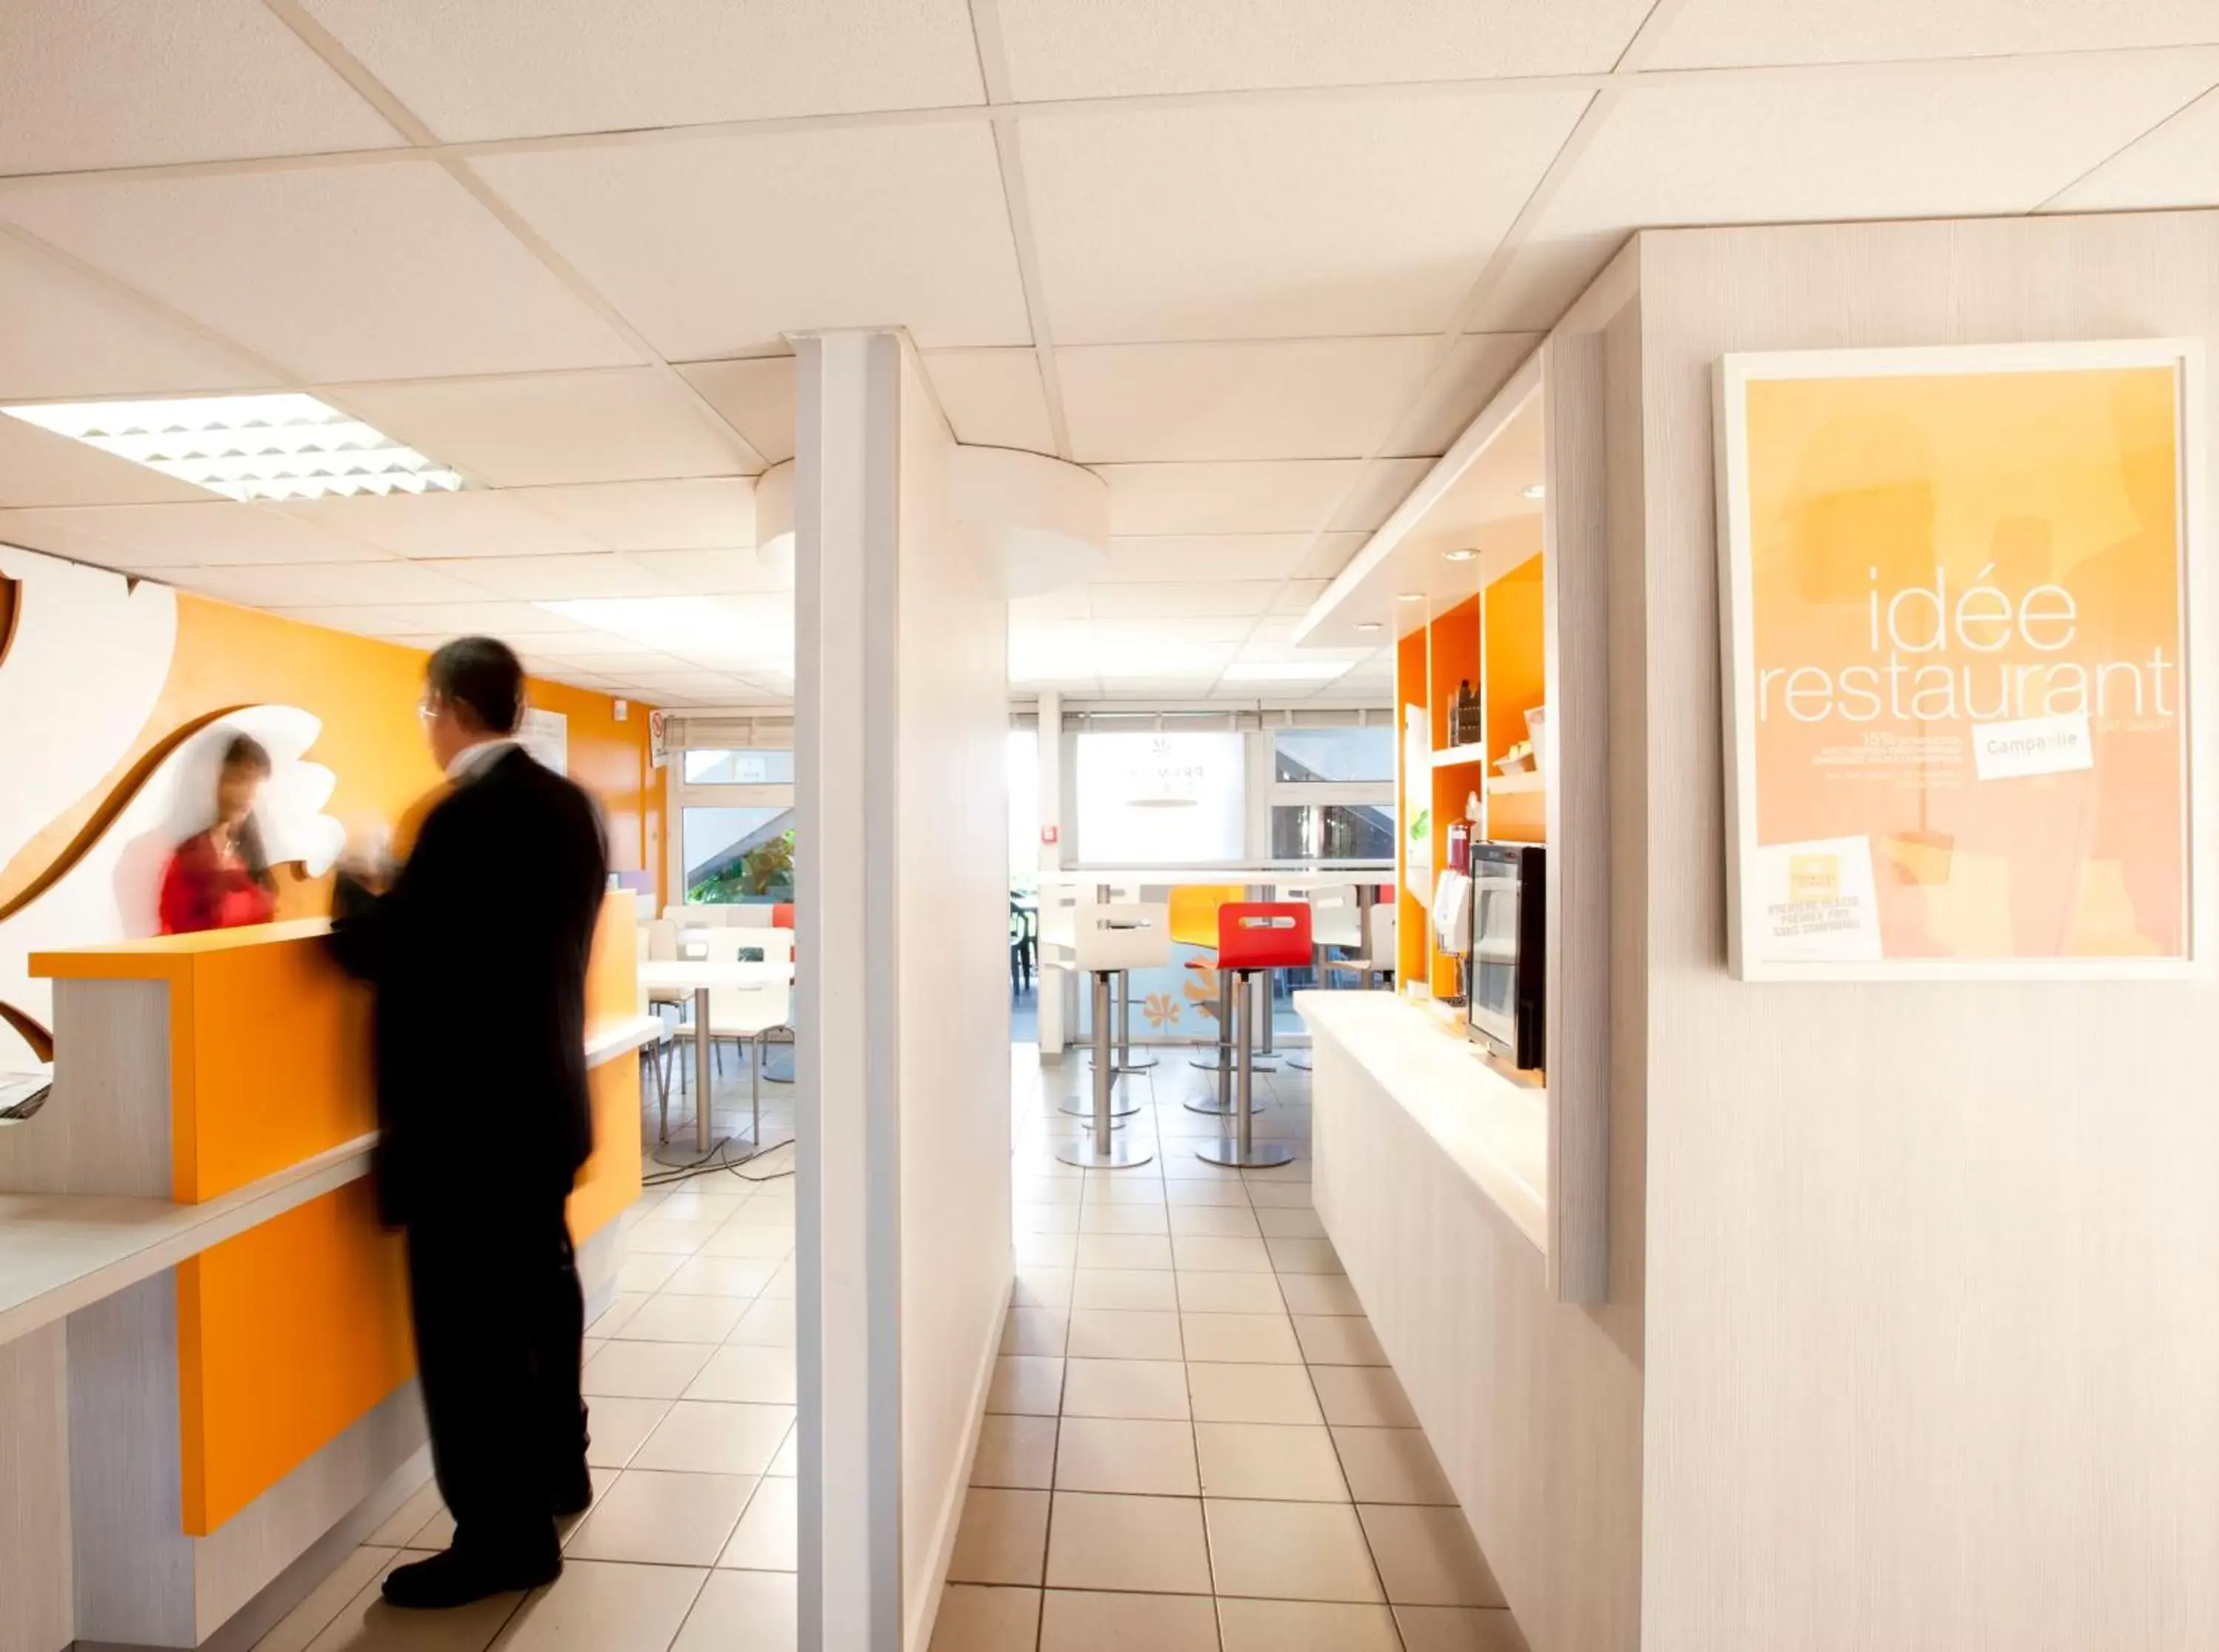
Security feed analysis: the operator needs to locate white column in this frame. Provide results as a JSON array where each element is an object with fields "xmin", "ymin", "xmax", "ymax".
[{"xmin": 1033, "ymin": 687, "xmax": 1064, "ymax": 1054}]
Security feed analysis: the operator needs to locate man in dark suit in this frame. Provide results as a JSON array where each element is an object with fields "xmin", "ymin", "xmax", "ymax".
[{"xmin": 328, "ymin": 636, "xmax": 609, "ymax": 1609}]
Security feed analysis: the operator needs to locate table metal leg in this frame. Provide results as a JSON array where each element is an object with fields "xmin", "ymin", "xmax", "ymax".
[
  {"xmin": 1059, "ymin": 972, "xmax": 1151, "ymax": 1170},
  {"xmin": 695, "ymin": 985, "xmax": 714, "ymax": 1152},
  {"xmin": 1198, "ymin": 970, "xmax": 1297, "ymax": 1170}
]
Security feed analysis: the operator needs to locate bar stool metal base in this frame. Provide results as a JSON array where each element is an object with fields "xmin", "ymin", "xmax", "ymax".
[
  {"xmin": 1184, "ymin": 1091, "xmax": 1267, "ymax": 1116},
  {"xmin": 1195, "ymin": 1137, "xmax": 1297, "ymax": 1169},
  {"xmin": 1058, "ymin": 1136, "xmax": 1155, "ymax": 1170},
  {"xmin": 1186, "ymin": 1052, "xmax": 1275, "ymax": 1073},
  {"xmin": 1063, "ymin": 1092, "xmax": 1142, "ymax": 1119}
]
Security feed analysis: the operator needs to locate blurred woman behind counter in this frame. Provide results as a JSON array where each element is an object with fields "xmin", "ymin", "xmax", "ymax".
[{"xmin": 158, "ymin": 734, "xmax": 279, "ymax": 935}]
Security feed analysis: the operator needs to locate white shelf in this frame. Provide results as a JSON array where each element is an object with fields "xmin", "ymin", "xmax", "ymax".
[
  {"xmin": 1431, "ymin": 744, "xmax": 1487, "ymax": 769},
  {"xmin": 1487, "ymin": 771, "xmax": 1544, "ymax": 795}
]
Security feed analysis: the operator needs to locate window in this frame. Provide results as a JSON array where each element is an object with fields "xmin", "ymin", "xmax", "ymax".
[
  {"xmin": 683, "ymin": 806, "xmax": 795, "ymax": 904},
  {"xmin": 672, "ymin": 730, "xmax": 797, "ymax": 905},
  {"xmin": 1271, "ymin": 802, "xmax": 1394, "ymax": 861},
  {"xmin": 684, "ymin": 748, "xmax": 794, "ymax": 785},
  {"xmin": 1266, "ymin": 722, "xmax": 1393, "ymax": 864},
  {"xmin": 1075, "ymin": 731, "xmax": 1245, "ymax": 864},
  {"xmin": 1273, "ymin": 726, "xmax": 1394, "ymax": 784}
]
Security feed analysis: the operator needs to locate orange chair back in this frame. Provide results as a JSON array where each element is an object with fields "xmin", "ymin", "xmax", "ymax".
[{"xmin": 1168, "ymin": 884, "xmax": 1246, "ymax": 951}]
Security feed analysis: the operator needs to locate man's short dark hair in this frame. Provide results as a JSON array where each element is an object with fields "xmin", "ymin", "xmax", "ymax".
[{"xmin": 427, "ymin": 636, "xmax": 525, "ymax": 735}]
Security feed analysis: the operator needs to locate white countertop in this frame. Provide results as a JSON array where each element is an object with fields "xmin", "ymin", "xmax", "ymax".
[{"xmin": 1295, "ymin": 989, "xmax": 1549, "ymax": 1253}]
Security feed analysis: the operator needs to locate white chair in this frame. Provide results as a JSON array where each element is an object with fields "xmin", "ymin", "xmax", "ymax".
[
  {"xmin": 726, "ymin": 904, "xmax": 778, "ymax": 927},
  {"xmin": 643, "ymin": 919, "xmax": 679, "ymax": 961},
  {"xmin": 1306, "ymin": 886, "xmax": 1364, "ymax": 949},
  {"xmin": 1058, "ymin": 903, "xmax": 1168, "ymax": 1170},
  {"xmin": 663, "ymin": 930, "xmax": 792, "ymax": 1147},
  {"xmin": 1324, "ymin": 901, "xmax": 1399, "ymax": 990}
]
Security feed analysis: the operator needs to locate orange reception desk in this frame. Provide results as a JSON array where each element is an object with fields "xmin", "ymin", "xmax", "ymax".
[{"xmin": 0, "ymin": 893, "xmax": 652, "ymax": 1652}]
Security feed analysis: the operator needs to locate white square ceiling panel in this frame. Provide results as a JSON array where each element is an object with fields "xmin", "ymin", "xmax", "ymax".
[
  {"xmin": 1531, "ymin": 55, "xmax": 2219, "ymax": 243},
  {"xmin": 0, "ymin": 236, "xmax": 272, "ymax": 402},
  {"xmin": 0, "ymin": 0, "xmax": 401, "ymax": 174},
  {"xmin": 509, "ymin": 479, "xmax": 757, "ymax": 551},
  {"xmin": 334, "ymin": 370, "xmax": 757, "ymax": 487},
  {"xmin": 428, "ymin": 552, "xmax": 681, "ymax": 601},
  {"xmin": 1058, "ymin": 337, "xmax": 1442, "ymax": 463},
  {"xmin": 2051, "ymin": 87, "xmax": 2219, "ymax": 212},
  {"xmin": 0, "ymin": 501, "xmax": 392, "ymax": 569},
  {"xmin": 173, "ymin": 558, "xmax": 494, "ymax": 609},
  {"xmin": 300, "ymin": 0, "xmax": 983, "ymax": 141},
  {"xmin": 472, "ymin": 121, "xmax": 1030, "ymax": 359},
  {"xmin": 274, "ymin": 489, "xmax": 604, "ymax": 557},
  {"xmin": 1379, "ymin": 334, "xmax": 1541, "ymax": 458},
  {"xmin": 1647, "ymin": 0, "xmax": 2219, "ymax": 67},
  {"xmin": 626, "ymin": 549, "xmax": 787, "ymax": 595},
  {"xmin": 920, "ymin": 349, "xmax": 1057, "ymax": 453},
  {"xmin": 678, "ymin": 358, "xmax": 797, "ymax": 467},
  {"xmin": 0, "ymin": 413, "xmax": 218, "ymax": 507},
  {"xmin": 1096, "ymin": 535, "xmax": 1319, "ymax": 583},
  {"xmin": 1087, "ymin": 580, "xmax": 1278, "ymax": 619},
  {"xmin": 0, "ymin": 162, "xmax": 641, "ymax": 383},
  {"xmin": 1020, "ymin": 90, "xmax": 1592, "ymax": 343},
  {"xmin": 1331, "ymin": 458, "xmax": 1434, "ymax": 532},
  {"xmin": 996, "ymin": 0, "xmax": 1651, "ymax": 100},
  {"xmin": 1098, "ymin": 460, "xmax": 1365, "ymax": 536}
]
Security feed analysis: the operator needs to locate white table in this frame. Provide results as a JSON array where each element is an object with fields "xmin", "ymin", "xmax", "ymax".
[{"xmin": 637, "ymin": 960, "xmax": 797, "ymax": 1152}]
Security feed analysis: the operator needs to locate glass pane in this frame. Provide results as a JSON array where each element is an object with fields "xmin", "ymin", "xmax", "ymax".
[
  {"xmin": 1075, "ymin": 731, "xmax": 1246, "ymax": 864},
  {"xmin": 1271, "ymin": 802, "xmax": 1394, "ymax": 861},
  {"xmin": 1007, "ymin": 728, "xmax": 1039, "ymax": 890},
  {"xmin": 683, "ymin": 805, "xmax": 795, "ymax": 904},
  {"xmin": 1273, "ymin": 726, "xmax": 1394, "ymax": 783},
  {"xmin": 684, "ymin": 748, "xmax": 795, "ymax": 785}
]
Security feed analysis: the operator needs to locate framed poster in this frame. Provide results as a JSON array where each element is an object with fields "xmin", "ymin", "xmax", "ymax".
[
  {"xmin": 517, "ymin": 706, "xmax": 569, "ymax": 776},
  {"xmin": 1714, "ymin": 339, "xmax": 2209, "ymax": 980}
]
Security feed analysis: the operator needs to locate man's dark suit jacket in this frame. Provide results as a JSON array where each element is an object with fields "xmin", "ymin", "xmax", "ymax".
[{"xmin": 328, "ymin": 745, "xmax": 609, "ymax": 1227}]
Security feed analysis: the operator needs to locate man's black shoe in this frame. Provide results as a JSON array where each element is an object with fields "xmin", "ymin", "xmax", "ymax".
[{"xmin": 381, "ymin": 1546, "xmax": 559, "ymax": 1609}]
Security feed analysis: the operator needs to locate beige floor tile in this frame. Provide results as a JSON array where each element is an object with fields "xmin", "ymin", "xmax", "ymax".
[
  {"xmin": 585, "ymin": 1293, "xmax": 650, "ymax": 1338},
  {"xmin": 1163, "ymin": 1179, "xmax": 1252, "ymax": 1208},
  {"xmin": 666, "ymin": 1256, "xmax": 780, "ymax": 1297},
  {"xmin": 624, "ymin": 1216, "xmax": 724, "ymax": 1256},
  {"xmin": 719, "ymin": 1475, "xmax": 798, "ymax": 1571},
  {"xmin": 1186, "ymin": 1363, "xmax": 1322, "ymax": 1426},
  {"xmin": 1252, "ymin": 1206, "xmax": 1326, "ymax": 1239},
  {"xmin": 1054, "ymin": 1418, "xmax": 1199, "ymax": 1496},
  {"xmin": 1044, "ymin": 1493, "xmax": 1212, "ymax": 1596},
  {"xmin": 1331, "ymin": 1427, "xmax": 1459, "ymax": 1506},
  {"xmin": 1394, "ymin": 1605, "xmax": 1530, "ymax": 1652},
  {"xmin": 633, "ymin": 1400, "xmax": 793, "ymax": 1476},
  {"xmin": 1078, "ymin": 1203, "xmax": 1171, "ymax": 1236},
  {"xmin": 1272, "ymin": 1273, "xmax": 1365, "ymax": 1317},
  {"xmin": 584, "ymin": 1397, "xmax": 672, "ymax": 1472},
  {"xmin": 1204, "ymin": 1500, "xmax": 1381, "ymax": 1603},
  {"xmin": 930, "ymin": 1585, "xmax": 1041, "ymax": 1652},
  {"xmin": 253, "ymin": 1543, "xmax": 394, "ymax": 1652},
  {"xmin": 1039, "ymin": 1589, "xmax": 1217, "ymax": 1651},
  {"xmin": 1195, "ymin": 1423, "xmax": 1348, "ymax": 1502},
  {"xmin": 1293, "ymin": 1316, "xmax": 1388, "ymax": 1367},
  {"xmin": 615, "ymin": 1252, "xmax": 684, "ymax": 1294},
  {"xmin": 1080, "ymin": 1176, "xmax": 1168, "ymax": 1205},
  {"xmin": 1266, "ymin": 1238, "xmax": 1343, "ymax": 1275},
  {"xmin": 727, "ymin": 1296, "xmax": 797, "ymax": 1347},
  {"xmin": 1216, "ymin": 1598, "xmax": 1400, "ymax": 1652},
  {"xmin": 366, "ymin": 1482, "xmax": 443, "ymax": 1548},
  {"xmin": 1358, "ymin": 1506, "xmax": 1504, "ymax": 1608},
  {"xmin": 1014, "ymin": 1267, "xmax": 1077, "ymax": 1307},
  {"xmin": 670, "ymin": 1570, "xmax": 795, "ymax": 1652},
  {"xmin": 1069, "ymin": 1269, "xmax": 1178, "ymax": 1311},
  {"xmin": 948, "ymin": 1489, "xmax": 1051, "ymax": 1586},
  {"xmin": 1075, "ymin": 1233, "xmax": 1175, "ymax": 1270},
  {"xmin": 686, "ymin": 1344, "xmax": 798, "ymax": 1405},
  {"xmin": 1171, "ymin": 1235, "xmax": 1273, "ymax": 1274},
  {"xmin": 1017, "ymin": 1202, "xmax": 1083, "ymax": 1235},
  {"xmin": 1166, "ymin": 1205, "xmax": 1260, "ymax": 1237},
  {"xmin": 1002, "ymin": 1307, "xmax": 1072, "ymax": 1356},
  {"xmin": 767, "ymin": 1424, "xmax": 798, "ymax": 1477},
  {"xmin": 1241, "ymin": 1182, "xmax": 1313, "ymax": 1209},
  {"xmin": 973, "ymin": 1414, "xmax": 1059, "ymax": 1489},
  {"xmin": 582, "ymin": 1340, "xmax": 717, "ymax": 1401},
  {"xmin": 1061, "ymin": 1358, "xmax": 1191, "ymax": 1421},
  {"xmin": 1018, "ymin": 1234, "xmax": 1079, "ymax": 1268},
  {"xmin": 1174, "ymin": 1272, "xmax": 1285, "ymax": 1316},
  {"xmin": 303, "ymin": 1554, "xmax": 520, "ymax": 1652},
  {"xmin": 493, "ymin": 1559, "xmax": 706, "ymax": 1652},
  {"xmin": 615, "ymin": 1293, "xmax": 748, "ymax": 1344},
  {"xmin": 988, "ymin": 1355, "xmax": 1066, "ymax": 1416},
  {"xmin": 1306, "ymin": 1366, "xmax": 1419, "ymax": 1428},
  {"xmin": 1015, "ymin": 1175, "xmax": 1084, "ymax": 1205},
  {"xmin": 700, "ymin": 1224, "xmax": 796, "ymax": 1260},
  {"xmin": 1066, "ymin": 1309, "xmax": 1183, "ymax": 1361},
  {"xmin": 564, "ymin": 1469, "xmax": 752, "ymax": 1568},
  {"xmin": 1178, "ymin": 1313, "xmax": 1300, "ymax": 1365}
]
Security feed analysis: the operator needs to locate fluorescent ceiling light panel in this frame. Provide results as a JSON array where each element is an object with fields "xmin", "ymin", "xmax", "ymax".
[
  {"xmin": 0, "ymin": 393, "xmax": 465, "ymax": 503},
  {"xmin": 1223, "ymin": 660, "xmax": 1353, "ymax": 682}
]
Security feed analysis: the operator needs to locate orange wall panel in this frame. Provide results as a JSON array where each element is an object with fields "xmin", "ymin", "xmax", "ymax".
[{"xmin": 570, "ymin": 1056, "xmax": 644, "ymax": 1248}]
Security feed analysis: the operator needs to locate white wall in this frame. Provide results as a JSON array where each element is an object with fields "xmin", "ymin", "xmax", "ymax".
[{"xmin": 1629, "ymin": 214, "xmax": 2219, "ymax": 1652}]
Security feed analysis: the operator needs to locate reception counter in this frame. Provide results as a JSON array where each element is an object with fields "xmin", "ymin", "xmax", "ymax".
[{"xmin": 0, "ymin": 894, "xmax": 654, "ymax": 1652}]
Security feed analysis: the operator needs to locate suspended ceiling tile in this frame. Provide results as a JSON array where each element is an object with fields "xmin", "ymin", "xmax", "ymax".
[
  {"xmin": 519, "ymin": 630, "xmax": 692, "ymax": 660},
  {"xmin": 0, "ymin": 235, "xmax": 274, "ymax": 402},
  {"xmin": 2050, "ymin": 87, "xmax": 2219, "ymax": 211},
  {"xmin": 1531, "ymin": 55, "xmax": 2219, "ymax": 243},
  {"xmin": 1096, "ymin": 460, "xmax": 1365, "ymax": 536},
  {"xmin": 427, "ymin": 551, "xmax": 681, "ymax": 600},
  {"xmin": 274, "ymin": 489, "xmax": 602, "ymax": 557},
  {"xmin": 266, "ymin": 604, "xmax": 425, "ymax": 637},
  {"xmin": 1058, "ymin": 338, "xmax": 1441, "ymax": 464},
  {"xmin": 1010, "ymin": 588, "xmax": 1090, "ymax": 623},
  {"xmin": 1329, "ymin": 458, "xmax": 1433, "ymax": 532},
  {"xmin": 300, "ymin": 0, "xmax": 983, "ymax": 141},
  {"xmin": 1647, "ymin": 0, "xmax": 2219, "ymax": 67},
  {"xmin": 348, "ymin": 598, "xmax": 593, "ymax": 636},
  {"xmin": 920, "ymin": 348, "xmax": 1056, "ymax": 453},
  {"xmin": 1095, "ymin": 534, "xmax": 1319, "ymax": 583},
  {"xmin": 334, "ymin": 369, "xmax": 754, "ymax": 487},
  {"xmin": 1020, "ymin": 90, "xmax": 1592, "ymax": 343},
  {"xmin": 521, "ymin": 649, "xmax": 692, "ymax": 678},
  {"xmin": 678, "ymin": 357, "xmax": 797, "ymax": 468},
  {"xmin": 995, "ymin": 0, "xmax": 1650, "ymax": 100},
  {"xmin": 1087, "ymin": 580, "xmax": 1279, "ymax": 618},
  {"xmin": 170, "ymin": 558, "xmax": 495, "ymax": 609},
  {"xmin": 626, "ymin": 548, "xmax": 786, "ymax": 595},
  {"xmin": 0, "ymin": 501, "xmax": 392, "ymax": 568},
  {"xmin": 0, "ymin": 413, "xmax": 217, "ymax": 506},
  {"xmin": 1269, "ymin": 580, "xmax": 1331, "ymax": 614},
  {"xmin": 1296, "ymin": 531, "xmax": 1373, "ymax": 580},
  {"xmin": 1460, "ymin": 234, "xmax": 1626, "ymax": 336},
  {"xmin": 621, "ymin": 670, "xmax": 763, "ymax": 698},
  {"xmin": 0, "ymin": 162, "xmax": 641, "ymax": 382},
  {"xmin": 1379, "ymin": 334, "xmax": 1541, "ymax": 458},
  {"xmin": 471, "ymin": 122, "xmax": 1030, "ymax": 359},
  {"xmin": 1090, "ymin": 615, "xmax": 1258, "ymax": 643},
  {"xmin": 507, "ymin": 478, "xmax": 756, "ymax": 551},
  {"xmin": 0, "ymin": 0, "xmax": 402, "ymax": 174}
]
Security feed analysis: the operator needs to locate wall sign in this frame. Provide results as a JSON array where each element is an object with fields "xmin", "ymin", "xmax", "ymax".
[
  {"xmin": 1714, "ymin": 339, "xmax": 2208, "ymax": 979},
  {"xmin": 518, "ymin": 706, "xmax": 569, "ymax": 777}
]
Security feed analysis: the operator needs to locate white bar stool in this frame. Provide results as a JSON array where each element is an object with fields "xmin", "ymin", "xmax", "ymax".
[{"xmin": 1058, "ymin": 903, "xmax": 1166, "ymax": 1171}]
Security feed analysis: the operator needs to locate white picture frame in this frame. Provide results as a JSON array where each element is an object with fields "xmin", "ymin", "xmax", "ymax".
[{"xmin": 1713, "ymin": 338, "xmax": 2210, "ymax": 982}]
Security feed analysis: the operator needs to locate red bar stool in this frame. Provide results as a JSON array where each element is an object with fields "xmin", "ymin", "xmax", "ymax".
[{"xmin": 1198, "ymin": 902, "xmax": 1308, "ymax": 1170}]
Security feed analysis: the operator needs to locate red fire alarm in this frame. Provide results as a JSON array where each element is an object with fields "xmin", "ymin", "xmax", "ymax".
[{"xmin": 1040, "ymin": 825, "xmax": 1059, "ymax": 844}]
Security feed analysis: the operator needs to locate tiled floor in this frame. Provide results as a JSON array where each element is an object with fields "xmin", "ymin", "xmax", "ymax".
[
  {"xmin": 936, "ymin": 1045, "xmax": 1527, "ymax": 1652},
  {"xmin": 248, "ymin": 1051, "xmax": 800, "ymax": 1652}
]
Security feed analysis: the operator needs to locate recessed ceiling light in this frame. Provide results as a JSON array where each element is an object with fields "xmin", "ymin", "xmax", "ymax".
[
  {"xmin": 0, "ymin": 393, "xmax": 465, "ymax": 504},
  {"xmin": 1223, "ymin": 660, "xmax": 1353, "ymax": 683},
  {"xmin": 1355, "ymin": 622, "xmax": 1383, "ymax": 633},
  {"xmin": 1396, "ymin": 591, "xmax": 1425, "ymax": 603},
  {"xmin": 1522, "ymin": 482, "xmax": 1547, "ymax": 500},
  {"xmin": 1445, "ymin": 548, "xmax": 1479, "ymax": 562}
]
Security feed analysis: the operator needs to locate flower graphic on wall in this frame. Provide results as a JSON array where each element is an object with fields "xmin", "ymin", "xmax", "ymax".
[
  {"xmin": 1143, "ymin": 992, "xmax": 1181, "ymax": 1030},
  {"xmin": 1182, "ymin": 961, "xmax": 1220, "ymax": 1022}
]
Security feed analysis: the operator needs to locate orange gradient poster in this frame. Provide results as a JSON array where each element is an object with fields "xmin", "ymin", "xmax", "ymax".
[{"xmin": 1715, "ymin": 342, "xmax": 2205, "ymax": 978}]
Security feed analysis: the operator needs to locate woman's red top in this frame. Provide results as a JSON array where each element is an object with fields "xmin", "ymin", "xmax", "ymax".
[{"xmin": 157, "ymin": 830, "xmax": 277, "ymax": 936}]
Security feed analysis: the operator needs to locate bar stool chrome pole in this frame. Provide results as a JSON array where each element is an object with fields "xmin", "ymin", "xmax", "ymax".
[
  {"xmin": 1112, "ymin": 969, "xmax": 1156, "ymax": 1072},
  {"xmin": 1198, "ymin": 901, "xmax": 1304, "ymax": 1169},
  {"xmin": 1059, "ymin": 904, "xmax": 1159, "ymax": 1171}
]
